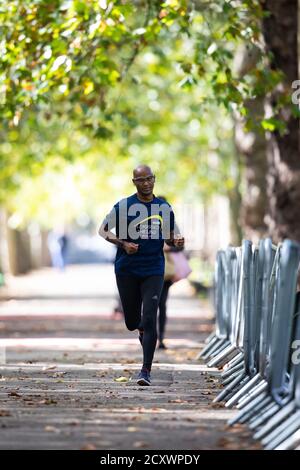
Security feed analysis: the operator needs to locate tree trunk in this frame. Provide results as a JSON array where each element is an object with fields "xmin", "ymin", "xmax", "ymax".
[
  {"xmin": 299, "ymin": 0, "xmax": 300, "ymax": 77},
  {"xmin": 261, "ymin": 0, "xmax": 300, "ymax": 242},
  {"xmin": 6, "ymin": 223, "xmax": 32, "ymax": 275},
  {"xmin": 233, "ymin": 44, "xmax": 268, "ymax": 243},
  {"xmin": 41, "ymin": 230, "xmax": 52, "ymax": 267},
  {"xmin": 0, "ymin": 210, "xmax": 5, "ymax": 285},
  {"xmin": 227, "ymin": 151, "xmax": 243, "ymax": 246}
]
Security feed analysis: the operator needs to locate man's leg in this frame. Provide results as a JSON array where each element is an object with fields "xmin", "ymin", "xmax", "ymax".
[
  {"xmin": 116, "ymin": 276, "xmax": 142, "ymax": 331},
  {"xmin": 158, "ymin": 280, "xmax": 172, "ymax": 346},
  {"xmin": 140, "ymin": 275, "xmax": 164, "ymax": 372}
]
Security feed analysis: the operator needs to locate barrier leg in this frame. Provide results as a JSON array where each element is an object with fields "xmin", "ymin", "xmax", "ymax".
[
  {"xmin": 222, "ymin": 368, "xmax": 246, "ymax": 386},
  {"xmin": 253, "ymin": 400, "xmax": 295, "ymax": 440},
  {"xmin": 205, "ymin": 331, "xmax": 217, "ymax": 345},
  {"xmin": 248, "ymin": 401, "xmax": 280, "ymax": 430},
  {"xmin": 207, "ymin": 344, "xmax": 238, "ymax": 368},
  {"xmin": 238, "ymin": 396, "xmax": 272, "ymax": 425},
  {"xmin": 203, "ymin": 338, "xmax": 230, "ymax": 361},
  {"xmin": 236, "ymin": 380, "xmax": 267, "ymax": 409},
  {"xmin": 263, "ymin": 410, "xmax": 300, "ymax": 450},
  {"xmin": 222, "ymin": 352, "xmax": 244, "ymax": 371},
  {"xmin": 221, "ymin": 361, "xmax": 244, "ymax": 380},
  {"xmin": 225, "ymin": 373, "xmax": 262, "ymax": 408},
  {"xmin": 228, "ymin": 391, "xmax": 268, "ymax": 426},
  {"xmin": 275, "ymin": 429, "xmax": 300, "ymax": 450},
  {"xmin": 213, "ymin": 370, "xmax": 246, "ymax": 403},
  {"xmin": 198, "ymin": 335, "xmax": 220, "ymax": 359},
  {"xmin": 262, "ymin": 409, "xmax": 300, "ymax": 447}
]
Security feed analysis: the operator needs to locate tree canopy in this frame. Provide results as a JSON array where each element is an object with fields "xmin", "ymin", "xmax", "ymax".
[{"xmin": 0, "ymin": 0, "xmax": 298, "ymax": 233}]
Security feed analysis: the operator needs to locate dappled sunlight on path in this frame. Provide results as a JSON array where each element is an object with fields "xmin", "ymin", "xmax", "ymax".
[{"xmin": 0, "ymin": 264, "xmax": 258, "ymax": 450}]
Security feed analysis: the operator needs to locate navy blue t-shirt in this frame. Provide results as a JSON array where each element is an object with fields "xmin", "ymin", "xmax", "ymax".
[{"xmin": 103, "ymin": 193, "xmax": 175, "ymax": 277}]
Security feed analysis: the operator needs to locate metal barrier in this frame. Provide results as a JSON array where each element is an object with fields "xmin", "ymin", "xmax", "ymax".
[{"xmin": 201, "ymin": 238, "xmax": 300, "ymax": 450}]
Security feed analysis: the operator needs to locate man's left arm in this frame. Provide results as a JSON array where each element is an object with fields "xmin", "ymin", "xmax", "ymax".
[
  {"xmin": 164, "ymin": 209, "xmax": 184, "ymax": 248},
  {"xmin": 165, "ymin": 231, "xmax": 185, "ymax": 248}
]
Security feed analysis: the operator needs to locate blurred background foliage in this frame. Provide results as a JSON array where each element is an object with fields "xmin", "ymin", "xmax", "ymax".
[
  {"xmin": 0, "ymin": 0, "xmax": 298, "ymax": 277},
  {"xmin": 0, "ymin": 0, "xmax": 265, "ymax": 222}
]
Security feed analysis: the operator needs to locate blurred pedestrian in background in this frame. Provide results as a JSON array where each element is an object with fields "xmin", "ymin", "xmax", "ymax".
[
  {"xmin": 47, "ymin": 230, "xmax": 69, "ymax": 271},
  {"xmin": 157, "ymin": 196, "xmax": 191, "ymax": 350}
]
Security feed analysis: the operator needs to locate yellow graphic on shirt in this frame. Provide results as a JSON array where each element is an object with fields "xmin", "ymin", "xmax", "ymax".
[{"xmin": 133, "ymin": 215, "xmax": 163, "ymax": 227}]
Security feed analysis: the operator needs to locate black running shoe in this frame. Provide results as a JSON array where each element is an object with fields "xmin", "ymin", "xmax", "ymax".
[{"xmin": 137, "ymin": 370, "xmax": 151, "ymax": 386}]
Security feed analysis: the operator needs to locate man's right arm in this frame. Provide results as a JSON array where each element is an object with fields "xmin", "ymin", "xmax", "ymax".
[
  {"xmin": 98, "ymin": 222, "xmax": 125, "ymax": 249},
  {"xmin": 98, "ymin": 206, "xmax": 139, "ymax": 255}
]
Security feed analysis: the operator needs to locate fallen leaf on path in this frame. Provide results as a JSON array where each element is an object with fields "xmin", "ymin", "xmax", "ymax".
[
  {"xmin": 128, "ymin": 416, "xmax": 142, "ymax": 422},
  {"xmin": 150, "ymin": 407, "xmax": 167, "ymax": 412},
  {"xmin": 114, "ymin": 376, "xmax": 128, "ymax": 383},
  {"xmin": 95, "ymin": 372, "xmax": 108, "ymax": 378},
  {"xmin": 209, "ymin": 403, "xmax": 224, "ymax": 409},
  {"xmin": 8, "ymin": 391, "xmax": 22, "ymax": 398},
  {"xmin": 44, "ymin": 426, "xmax": 60, "ymax": 433},
  {"xmin": 133, "ymin": 441, "xmax": 148, "ymax": 448},
  {"xmin": 230, "ymin": 424, "xmax": 246, "ymax": 432},
  {"xmin": 38, "ymin": 398, "xmax": 58, "ymax": 405},
  {"xmin": 168, "ymin": 399, "xmax": 187, "ymax": 403},
  {"xmin": 23, "ymin": 395, "xmax": 41, "ymax": 401},
  {"xmin": 42, "ymin": 365, "xmax": 57, "ymax": 371},
  {"xmin": 127, "ymin": 426, "xmax": 138, "ymax": 432},
  {"xmin": 81, "ymin": 444, "xmax": 97, "ymax": 450},
  {"xmin": 217, "ymin": 437, "xmax": 233, "ymax": 449},
  {"xmin": 0, "ymin": 410, "xmax": 11, "ymax": 417},
  {"xmin": 205, "ymin": 377, "xmax": 216, "ymax": 382},
  {"xmin": 53, "ymin": 372, "xmax": 67, "ymax": 378}
]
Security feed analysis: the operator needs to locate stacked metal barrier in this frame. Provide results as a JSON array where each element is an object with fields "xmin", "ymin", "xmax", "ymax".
[{"xmin": 201, "ymin": 238, "xmax": 300, "ymax": 450}]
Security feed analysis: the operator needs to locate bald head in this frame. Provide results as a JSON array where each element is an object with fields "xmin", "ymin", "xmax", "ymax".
[
  {"xmin": 133, "ymin": 165, "xmax": 153, "ymax": 178},
  {"xmin": 132, "ymin": 165, "xmax": 155, "ymax": 199}
]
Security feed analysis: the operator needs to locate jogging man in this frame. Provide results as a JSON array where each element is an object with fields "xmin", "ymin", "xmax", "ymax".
[{"xmin": 98, "ymin": 165, "xmax": 184, "ymax": 386}]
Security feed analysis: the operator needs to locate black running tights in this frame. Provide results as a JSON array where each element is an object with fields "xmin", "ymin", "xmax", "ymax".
[{"xmin": 116, "ymin": 275, "xmax": 164, "ymax": 371}]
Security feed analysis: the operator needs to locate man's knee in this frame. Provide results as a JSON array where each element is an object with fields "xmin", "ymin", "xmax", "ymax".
[
  {"xmin": 125, "ymin": 321, "xmax": 139, "ymax": 332},
  {"xmin": 143, "ymin": 315, "xmax": 157, "ymax": 331}
]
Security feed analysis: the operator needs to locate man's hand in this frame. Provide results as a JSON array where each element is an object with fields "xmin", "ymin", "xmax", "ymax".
[
  {"xmin": 123, "ymin": 241, "xmax": 139, "ymax": 254},
  {"xmin": 174, "ymin": 237, "xmax": 185, "ymax": 248}
]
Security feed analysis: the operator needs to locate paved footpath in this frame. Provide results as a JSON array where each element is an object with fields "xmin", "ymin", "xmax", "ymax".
[{"xmin": 0, "ymin": 265, "xmax": 260, "ymax": 450}]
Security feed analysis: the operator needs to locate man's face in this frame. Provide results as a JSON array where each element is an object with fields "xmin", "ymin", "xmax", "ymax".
[{"xmin": 132, "ymin": 169, "xmax": 155, "ymax": 196}]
